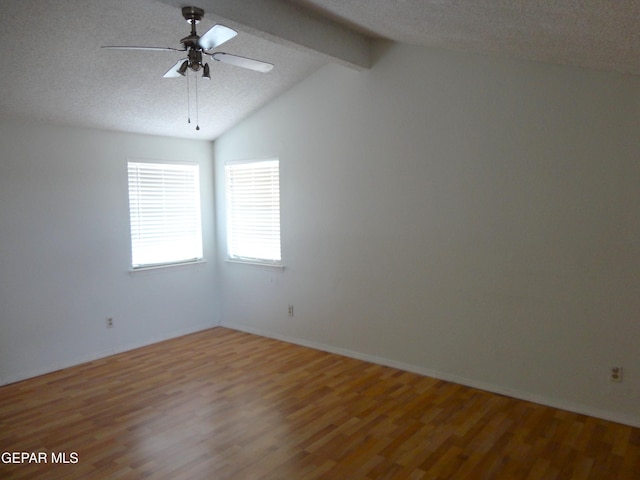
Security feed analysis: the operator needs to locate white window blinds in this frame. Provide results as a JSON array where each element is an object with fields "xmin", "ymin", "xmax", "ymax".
[
  {"xmin": 128, "ymin": 160, "xmax": 203, "ymax": 268},
  {"xmin": 225, "ymin": 159, "xmax": 281, "ymax": 265}
]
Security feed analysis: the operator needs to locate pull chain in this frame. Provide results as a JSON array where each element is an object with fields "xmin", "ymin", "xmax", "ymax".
[
  {"xmin": 184, "ymin": 63, "xmax": 202, "ymax": 131},
  {"xmin": 195, "ymin": 73, "xmax": 200, "ymax": 131},
  {"xmin": 186, "ymin": 72, "xmax": 191, "ymax": 125}
]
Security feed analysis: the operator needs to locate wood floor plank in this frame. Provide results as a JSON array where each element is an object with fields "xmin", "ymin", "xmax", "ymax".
[{"xmin": 1, "ymin": 327, "xmax": 638, "ymax": 479}]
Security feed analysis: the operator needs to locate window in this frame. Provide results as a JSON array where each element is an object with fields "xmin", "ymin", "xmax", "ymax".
[
  {"xmin": 127, "ymin": 160, "xmax": 203, "ymax": 269},
  {"xmin": 225, "ymin": 158, "xmax": 281, "ymax": 265}
]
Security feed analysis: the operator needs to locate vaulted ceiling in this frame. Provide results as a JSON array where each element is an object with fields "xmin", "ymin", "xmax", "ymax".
[{"xmin": 1, "ymin": 1, "xmax": 638, "ymax": 140}]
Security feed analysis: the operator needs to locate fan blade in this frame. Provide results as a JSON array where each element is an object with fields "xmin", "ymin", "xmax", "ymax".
[
  {"xmin": 198, "ymin": 24, "xmax": 237, "ymax": 50},
  {"xmin": 163, "ymin": 59, "xmax": 187, "ymax": 78},
  {"xmin": 102, "ymin": 46, "xmax": 184, "ymax": 52},
  {"xmin": 211, "ymin": 52, "xmax": 273, "ymax": 73}
]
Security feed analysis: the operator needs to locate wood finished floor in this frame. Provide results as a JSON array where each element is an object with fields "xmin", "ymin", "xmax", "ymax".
[{"xmin": 1, "ymin": 327, "xmax": 638, "ymax": 479}]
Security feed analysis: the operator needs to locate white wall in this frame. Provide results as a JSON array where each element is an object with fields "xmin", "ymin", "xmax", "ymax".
[
  {"xmin": 214, "ymin": 42, "xmax": 640, "ymax": 426},
  {"xmin": 0, "ymin": 121, "xmax": 219, "ymax": 384}
]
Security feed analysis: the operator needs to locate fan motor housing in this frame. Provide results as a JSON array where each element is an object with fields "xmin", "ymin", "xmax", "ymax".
[{"xmin": 181, "ymin": 34, "xmax": 200, "ymax": 48}]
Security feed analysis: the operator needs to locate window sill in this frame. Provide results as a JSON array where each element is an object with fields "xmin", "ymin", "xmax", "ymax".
[
  {"xmin": 225, "ymin": 259, "xmax": 285, "ymax": 270},
  {"xmin": 129, "ymin": 259, "xmax": 207, "ymax": 274}
]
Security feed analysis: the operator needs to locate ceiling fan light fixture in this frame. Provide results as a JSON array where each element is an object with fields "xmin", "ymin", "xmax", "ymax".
[
  {"xmin": 177, "ymin": 60, "xmax": 189, "ymax": 76},
  {"xmin": 102, "ymin": 6, "xmax": 274, "ymax": 132}
]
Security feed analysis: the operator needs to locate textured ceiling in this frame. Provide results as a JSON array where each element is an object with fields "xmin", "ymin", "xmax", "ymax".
[
  {"xmin": 298, "ymin": 0, "xmax": 640, "ymax": 76},
  {"xmin": 0, "ymin": 0, "xmax": 329, "ymax": 140},
  {"xmin": 1, "ymin": 1, "xmax": 638, "ymax": 141}
]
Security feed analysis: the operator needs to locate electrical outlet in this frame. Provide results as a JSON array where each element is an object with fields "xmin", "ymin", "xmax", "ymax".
[
  {"xmin": 288, "ymin": 305, "xmax": 294, "ymax": 317},
  {"xmin": 610, "ymin": 366, "xmax": 622, "ymax": 383},
  {"xmin": 107, "ymin": 317, "xmax": 114, "ymax": 329}
]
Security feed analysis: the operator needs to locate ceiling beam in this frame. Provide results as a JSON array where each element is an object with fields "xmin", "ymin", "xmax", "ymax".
[{"xmin": 155, "ymin": 0, "xmax": 372, "ymax": 70}]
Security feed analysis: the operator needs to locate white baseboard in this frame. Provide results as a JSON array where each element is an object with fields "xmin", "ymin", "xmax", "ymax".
[
  {"xmin": 221, "ymin": 321, "xmax": 640, "ymax": 429},
  {"xmin": 0, "ymin": 323, "xmax": 216, "ymax": 387}
]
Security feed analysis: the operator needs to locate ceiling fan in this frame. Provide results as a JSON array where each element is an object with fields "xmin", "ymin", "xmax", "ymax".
[{"xmin": 102, "ymin": 6, "xmax": 274, "ymax": 78}]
